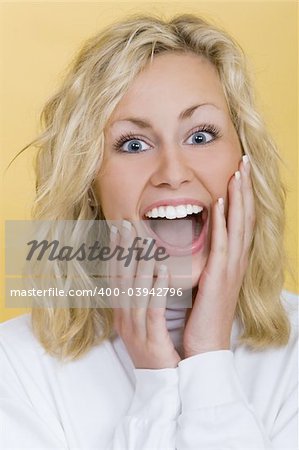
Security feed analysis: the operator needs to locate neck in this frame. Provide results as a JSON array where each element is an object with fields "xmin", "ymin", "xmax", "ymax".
[{"xmin": 165, "ymin": 287, "xmax": 194, "ymax": 358}]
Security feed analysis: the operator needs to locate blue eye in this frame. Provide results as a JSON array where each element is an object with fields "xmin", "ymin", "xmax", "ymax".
[
  {"xmin": 121, "ymin": 139, "xmax": 150, "ymax": 153},
  {"xmin": 113, "ymin": 125, "xmax": 220, "ymax": 154},
  {"xmin": 113, "ymin": 134, "xmax": 151, "ymax": 153},
  {"xmin": 186, "ymin": 130, "xmax": 215, "ymax": 145}
]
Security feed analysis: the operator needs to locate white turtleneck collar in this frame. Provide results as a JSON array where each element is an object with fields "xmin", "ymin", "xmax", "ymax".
[
  {"xmin": 165, "ymin": 288, "xmax": 242, "ymax": 358},
  {"xmin": 165, "ymin": 288, "xmax": 191, "ymax": 357},
  {"xmin": 112, "ymin": 288, "xmax": 243, "ymax": 373}
]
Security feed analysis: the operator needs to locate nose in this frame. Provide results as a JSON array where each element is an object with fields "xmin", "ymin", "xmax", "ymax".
[{"xmin": 150, "ymin": 144, "xmax": 194, "ymax": 190}]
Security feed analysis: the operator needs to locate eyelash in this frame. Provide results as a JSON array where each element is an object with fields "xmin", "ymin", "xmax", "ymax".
[{"xmin": 112, "ymin": 124, "xmax": 221, "ymax": 153}]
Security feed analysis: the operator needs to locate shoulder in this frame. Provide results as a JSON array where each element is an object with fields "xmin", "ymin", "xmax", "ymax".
[
  {"xmin": 0, "ymin": 313, "xmax": 36, "ymax": 346},
  {"xmin": 280, "ymin": 288, "xmax": 298, "ymax": 306},
  {"xmin": 0, "ymin": 312, "xmax": 123, "ymax": 374},
  {"xmin": 281, "ymin": 288, "xmax": 298, "ymax": 336},
  {"xmin": 0, "ymin": 312, "xmax": 32, "ymax": 332},
  {"xmin": 0, "ymin": 313, "xmax": 47, "ymax": 381},
  {"xmin": 0, "ymin": 313, "xmax": 51, "ymax": 404},
  {"xmin": 243, "ymin": 289, "xmax": 298, "ymax": 366},
  {"xmin": 0, "ymin": 313, "xmax": 124, "ymax": 399},
  {"xmin": 0, "ymin": 313, "xmax": 41, "ymax": 351}
]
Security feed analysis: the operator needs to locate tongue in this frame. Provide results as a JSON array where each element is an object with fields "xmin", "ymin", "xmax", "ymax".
[{"xmin": 150, "ymin": 216, "xmax": 196, "ymax": 247}]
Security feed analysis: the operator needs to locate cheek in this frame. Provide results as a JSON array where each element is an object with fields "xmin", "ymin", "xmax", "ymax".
[
  {"xmin": 200, "ymin": 144, "xmax": 241, "ymax": 199},
  {"xmin": 93, "ymin": 161, "xmax": 142, "ymax": 220}
]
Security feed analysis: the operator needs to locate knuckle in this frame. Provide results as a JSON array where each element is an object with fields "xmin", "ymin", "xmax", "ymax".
[
  {"xmin": 250, "ymin": 214, "xmax": 256, "ymax": 227},
  {"xmin": 131, "ymin": 305, "xmax": 144, "ymax": 316},
  {"xmin": 119, "ymin": 321, "xmax": 130, "ymax": 338},
  {"xmin": 216, "ymin": 244, "xmax": 227, "ymax": 256},
  {"xmin": 147, "ymin": 307, "xmax": 162, "ymax": 321},
  {"xmin": 136, "ymin": 270, "xmax": 151, "ymax": 284},
  {"xmin": 242, "ymin": 251, "xmax": 250, "ymax": 265},
  {"xmin": 245, "ymin": 177, "xmax": 253, "ymax": 189},
  {"xmin": 236, "ymin": 227, "xmax": 244, "ymax": 240},
  {"xmin": 119, "ymin": 277, "xmax": 130, "ymax": 289},
  {"xmin": 137, "ymin": 258, "xmax": 152, "ymax": 272},
  {"xmin": 112, "ymin": 317, "xmax": 120, "ymax": 332},
  {"xmin": 113, "ymin": 317, "xmax": 123, "ymax": 335}
]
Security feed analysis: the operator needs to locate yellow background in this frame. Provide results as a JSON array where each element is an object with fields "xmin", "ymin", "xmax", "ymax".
[{"xmin": 0, "ymin": 1, "xmax": 298, "ymax": 322}]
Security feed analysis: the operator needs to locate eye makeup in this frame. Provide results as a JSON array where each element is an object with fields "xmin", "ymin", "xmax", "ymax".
[{"xmin": 112, "ymin": 123, "xmax": 222, "ymax": 154}]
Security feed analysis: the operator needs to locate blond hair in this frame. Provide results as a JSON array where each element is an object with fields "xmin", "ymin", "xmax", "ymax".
[{"xmin": 24, "ymin": 14, "xmax": 290, "ymax": 360}]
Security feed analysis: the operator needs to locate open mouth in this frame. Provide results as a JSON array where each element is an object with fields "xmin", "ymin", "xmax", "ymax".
[{"xmin": 142, "ymin": 207, "xmax": 208, "ymax": 254}]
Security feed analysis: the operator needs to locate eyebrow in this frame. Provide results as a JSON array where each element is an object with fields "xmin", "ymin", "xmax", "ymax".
[{"xmin": 110, "ymin": 103, "xmax": 220, "ymax": 129}]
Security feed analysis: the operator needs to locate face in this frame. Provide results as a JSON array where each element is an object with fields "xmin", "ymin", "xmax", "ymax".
[{"xmin": 94, "ymin": 52, "xmax": 242, "ymax": 289}]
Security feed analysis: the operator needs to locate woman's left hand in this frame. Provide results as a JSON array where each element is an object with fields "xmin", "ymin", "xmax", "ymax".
[{"xmin": 183, "ymin": 156, "xmax": 256, "ymax": 358}]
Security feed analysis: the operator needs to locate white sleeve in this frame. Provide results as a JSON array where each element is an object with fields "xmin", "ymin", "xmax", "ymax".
[
  {"xmin": 0, "ymin": 342, "xmax": 67, "ymax": 450},
  {"xmin": 269, "ymin": 369, "xmax": 298, "ymax": 449},
  {"xmin": 176, "ymin": 350, "xmax": 298, "ymax": 450},
  {"xmin": 109, "ymin": 367, "xmax": 180, "ymax": 450}
]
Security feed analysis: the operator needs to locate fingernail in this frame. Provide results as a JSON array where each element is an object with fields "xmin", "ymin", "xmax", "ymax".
[
  {"xmin": 145, "ymin": 236, "xmax": 153, "ymax": 246},
  {"xmin": 242, "ymin": 155, "xmax": 250, "ymax": 174},
  {"xmin": 217, "ymin": 197, "xmax": 224, "ymax": 213},
  {"xmin": 122, "ymin": 220, "xmax": 132, "ymax": 231},
  {"xmin": 234, "ymin": 170, "xmax": 241, "ymax": 185},
  {"xmin": 159, "ymin": 264, "xmax": 168, "ymax": 274},
  {"xmin": 242, "ymin": 154, "xmax": 250, "ymax": 165},
  {"xmin": 110, "ymin": 225, "xmax": 118, "ymax": 242}
]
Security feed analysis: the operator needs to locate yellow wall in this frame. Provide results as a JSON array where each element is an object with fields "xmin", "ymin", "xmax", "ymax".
[{"xmin": 1, "ymin": 1, "xmax": 298, "ymax": 322}]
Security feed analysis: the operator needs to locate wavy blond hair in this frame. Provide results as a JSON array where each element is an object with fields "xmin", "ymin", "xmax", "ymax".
[{"xmin": 23, "ymin": 14, "xmax": 291, "ymax": 360}]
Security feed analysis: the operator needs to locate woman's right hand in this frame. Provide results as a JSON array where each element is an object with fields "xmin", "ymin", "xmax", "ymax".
[{"xmin": 108, "ymin": 220, "xmax": 181, "ymax": 369}]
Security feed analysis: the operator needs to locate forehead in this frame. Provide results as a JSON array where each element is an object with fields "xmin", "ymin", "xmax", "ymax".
[{"xmin": 108, "ymin": 52, "xmax": 229, "ymax": 122}]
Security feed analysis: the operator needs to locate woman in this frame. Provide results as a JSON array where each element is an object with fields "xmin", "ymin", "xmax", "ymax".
[{"xmin": 1, "ymin": 14, "xmax": 297, "ymax": 449}]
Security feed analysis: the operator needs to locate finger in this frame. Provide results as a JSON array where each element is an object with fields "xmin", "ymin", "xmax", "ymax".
[
  {"xmin": 240, "ymin": 156, "xmax": 256, "ymax": 254},
  {"xmin": 131, "ymin": 238, "xmax": 156, "ymax": 338},
  {"xmin": 132, "ymin": 237, "xmax": 155, "ymax": 309},
  {"xmin": 204, "ymin": 197, "xmax": 228, "ymax": 278},
  {"xmin": 107, "ymin": 224, "xmax": 124, "ymax": 332},
  {"xmin": 108, "ymin": 224, "xmax": 120, "ymax": 309},
  {"xmin": 146, "ymin": 264, "xmax": 169, "ymax": 341},
  {"xmin": 227, "ymin": 170, "xmax": 244, "ymax": 272},
  {"xmin": 117, "ymin": 220, "xmax": 138, "ymax": 309}
]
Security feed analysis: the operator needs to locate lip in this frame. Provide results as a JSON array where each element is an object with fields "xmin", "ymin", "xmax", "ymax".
[
  {"xmin": 142, "ymin": 197, "xmax": 208, "ymax": 218},
  {"xmin": 143, "ymin": 207, "xmax": 209, "ymax": 256}
]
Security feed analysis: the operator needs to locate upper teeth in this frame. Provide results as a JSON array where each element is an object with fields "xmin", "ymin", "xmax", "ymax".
[{"xmin": 145, "ymin": 204, "xmax": 204, "ymax": 219}]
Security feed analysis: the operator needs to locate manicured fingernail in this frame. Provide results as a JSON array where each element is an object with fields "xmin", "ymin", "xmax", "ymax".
[
  {"xmin": 159, "ymin": 264, "xmax": 168, "ymax": 274},
  {"xmin": 110, "ymin": 225, "xmax": 118, "ymax": 242},
  {"xmin": 122, "ymin": 220, "xmax": 132, "ymax": 231},
  {"xmin": 242, "ymin": 154, "xmax": 250, "ymax": 165},
  {"xmin": 235, "ymin": 170, "xmax": 241, "ymax": 185},
  {"xmin": 217, "ymin": 197, "xmax": 224, "ymax": 213},
  {"xmin": 145, "ymin": 236, "xmax": 153, "ymax": 246},
  {"xmin": 242, "ymin": 155, "xmax": 250, "ymax": 174}
]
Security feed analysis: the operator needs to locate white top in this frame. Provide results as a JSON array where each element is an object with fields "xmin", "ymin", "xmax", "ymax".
[{"xmin": 0, "ymin": 289, "xmax": 298, "ymax": 450}]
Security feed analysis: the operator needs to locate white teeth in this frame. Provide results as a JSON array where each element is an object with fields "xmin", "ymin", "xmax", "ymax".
[
  {"xmin": 166, "ymin": 206, "xmax": 176, "ymax": 219},
  {"xmin": 175, "ymin": 205, "xmax": 188, "ymax": 218},
  {"xmin": 186, "ymin": 204, "xmax": 193, "ymax": 215},
  {"xmin": 158, "ymin": 206, "xmax": 166, "ymax": 217},
  {"xmin": 151, "ymin": 207, "xmax": 158, "ymax": 218},
  {"xmin": 193, "ymin": 205, "xmax": 201, "ymax": 214},
  {"xmin": 145, "ymin": 204, "xmax": 204, "ymax": 219}
]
